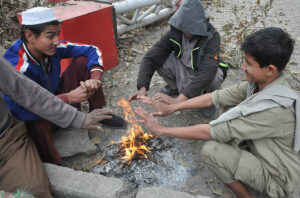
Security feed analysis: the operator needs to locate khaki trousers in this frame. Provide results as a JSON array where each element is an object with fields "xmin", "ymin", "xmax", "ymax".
[
  {"xmin": 0, "ymin": 122, "xmax": 52, "ymax": 198},
  {"xmin": 200, "ymin": 141, "xmax": 286, "ymax": 198}
]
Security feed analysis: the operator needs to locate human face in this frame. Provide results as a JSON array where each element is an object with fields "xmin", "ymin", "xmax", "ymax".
[
  {"xmin": 27, "ymin": 25, "xmax": 60, "ymax": 61},
  {"xmin": 240, "ymin": 54, "xmax": 268, "ymax": 85},
  {"xmin": 184, "ymin": 32, "xmax": 194, "ymax": 38}
]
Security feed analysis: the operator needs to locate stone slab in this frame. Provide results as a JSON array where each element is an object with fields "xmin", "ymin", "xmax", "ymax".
[
  {"xmin": 53, "ymin": 128, "xmax": 97, "ymax": 158},
  {"xmin": 44, "ymin": 163, "xmax": 128, "ymax": 198},
  {"xmin": 136, "ymin": 187, "xmax": 211, "ymax": 198}
]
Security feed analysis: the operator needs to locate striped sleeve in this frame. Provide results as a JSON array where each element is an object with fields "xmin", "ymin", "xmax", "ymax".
[{"xmin": 56, "ymin": 40, "xmax": 104, "ymax": 71}]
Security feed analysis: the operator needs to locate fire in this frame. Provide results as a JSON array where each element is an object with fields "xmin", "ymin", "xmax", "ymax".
[{"xmin": 117, "ymin": 98, "xmax": 153, "ymax": 164}]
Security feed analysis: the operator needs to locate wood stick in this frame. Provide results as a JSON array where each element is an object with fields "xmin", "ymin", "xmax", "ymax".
[
  {"xmin": 150, "ymin": 145, "xmax": 172, "ymax": 151},
  {"xmin": 85, "ymin": 156, "xmax": 105, "ymax": 171}
]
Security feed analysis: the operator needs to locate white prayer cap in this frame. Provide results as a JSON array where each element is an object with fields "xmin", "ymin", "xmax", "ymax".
[{"xmin": 22, "ymin": 7, "xmax": 58, "ymax": 25}]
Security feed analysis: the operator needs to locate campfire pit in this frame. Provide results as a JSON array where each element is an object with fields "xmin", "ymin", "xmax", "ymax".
[
  {"xmin": 85, "ymin": 98, "xmax": 191, "ymax": 188},
  {"xmin": 78, "ymin": 98, "xmax": 222, "ymax": 196}
]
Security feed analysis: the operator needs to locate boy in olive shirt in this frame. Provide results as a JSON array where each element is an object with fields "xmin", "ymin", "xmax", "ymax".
[{"xmin": 135, "ymin": 28, "xmax": 300, "ymax": 198}]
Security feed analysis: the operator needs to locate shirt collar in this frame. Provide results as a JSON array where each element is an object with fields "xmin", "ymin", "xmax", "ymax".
[
  {"xmin": 248, "ymin": 82, "xmax": 257, "ymax": 96},
  {"xmin": 22, "ymin": 42, "xmax": 42, "ymax": 65}
]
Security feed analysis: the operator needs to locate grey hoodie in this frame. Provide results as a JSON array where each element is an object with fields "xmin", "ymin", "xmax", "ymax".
[{"xmin": 169, "ymin": 0, "xmax": 210, "ymax": 36}]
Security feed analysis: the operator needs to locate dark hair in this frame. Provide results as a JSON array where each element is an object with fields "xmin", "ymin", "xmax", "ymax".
[
  {"xmin": 241, "ymin": 27, "xmax": 294, "ymax": 72},
  {"xmin": 20, "ymin": 20, "xmax": 60, "ymax": 43}
]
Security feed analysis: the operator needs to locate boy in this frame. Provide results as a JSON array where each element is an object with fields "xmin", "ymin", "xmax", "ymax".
[
  {"xmin": 129, "ymin": 0, "xmax": 226, "ymax": 117},
  {"xmin": 3, "ymin": 7, "xmax": 126, "ymax": 164}
]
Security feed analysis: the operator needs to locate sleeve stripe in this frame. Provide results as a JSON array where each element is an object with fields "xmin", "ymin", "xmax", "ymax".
[
  {"xmin": 15, "ymin": 49, "xmax": 25, "ymax": 71},
  {"xmin": 57, "ymin": 41, "xmax": 104, "ymax": 67},
  {"xmin": 90, "ymin": 68, "xmax": 103, "ymax": 73},
  {"xmin": 16, "ymin": 50, "xmax": 29, "ymax": 74}
]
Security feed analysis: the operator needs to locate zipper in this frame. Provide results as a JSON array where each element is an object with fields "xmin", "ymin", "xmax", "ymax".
[
  {"xmin": 191, "ymin": 47, "xmax": 200, "ymax": 70},
  {"xmin": 41, "ymin": 58, "xmax": 53, "ymax": 93},
  {"xmin": 170, "ymin": 38, "xmax": 182, "ymax": 58}
]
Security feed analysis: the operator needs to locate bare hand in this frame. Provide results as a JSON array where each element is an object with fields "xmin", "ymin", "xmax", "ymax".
[
  {"xmin": 135, "ymin": 107, "xmax": 162, "ymax": 136},
  {"xmin": 152, "ymin": 92, "xmax": 176, "ymax": 104},
  {"xmin": 82, "ymin": 109, "xmax": 113, "ymax": 130},
  {"xmin": 80, "ymin": 79, "xmax": 101, "ymax": 93},
  {"xmin": 67, "ymin": 85, "xmax": 93, "ymax": 104},
  {"xmin": 138, "ymin": 95, "xmax": 172, "ymax": 116},
  {"xmin": 128, "ymin": 87, "xmax": 147, "ymax": 101}
]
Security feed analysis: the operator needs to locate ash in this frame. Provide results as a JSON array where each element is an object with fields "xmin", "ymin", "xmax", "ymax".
[{"xmin": 91, "ymin": 137, "xmax": 189, "ymax": 189}]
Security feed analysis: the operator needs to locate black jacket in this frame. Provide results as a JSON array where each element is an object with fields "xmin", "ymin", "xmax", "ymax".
[{"xmin": 137, "ymin": 24, "xmax": 220, "ymax": 98}]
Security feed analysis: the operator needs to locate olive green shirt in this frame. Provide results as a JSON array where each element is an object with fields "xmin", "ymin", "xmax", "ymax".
[{"xmin": 210, "ymin": 75, "xmax": 300, "ymax": 194}]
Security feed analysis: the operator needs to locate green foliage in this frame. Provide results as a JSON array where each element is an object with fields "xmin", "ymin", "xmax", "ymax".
[{"xmin": 0, "ymin": 189, "xmax": 35, "ymax": 198}]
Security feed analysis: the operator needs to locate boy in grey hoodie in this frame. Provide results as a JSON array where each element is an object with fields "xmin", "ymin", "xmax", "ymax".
[{"xmin": 129, "ymin": 0, "xmax": 225, "ymax": 116}]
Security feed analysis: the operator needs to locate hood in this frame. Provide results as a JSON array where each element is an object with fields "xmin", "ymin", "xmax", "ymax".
[{"xmin": 169, "ymin": 0, "xmax": 209, "ymax": 36}]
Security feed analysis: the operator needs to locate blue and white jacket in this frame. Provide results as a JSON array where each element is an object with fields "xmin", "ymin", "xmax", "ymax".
[{"xmin": 3, "ymin": 39, "xmax": 103, "ymax": 121}]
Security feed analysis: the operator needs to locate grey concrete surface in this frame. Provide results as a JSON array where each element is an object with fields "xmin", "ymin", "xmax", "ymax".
[
  {"xmin": 136, "ymin": 187, "xmax": 211, "ymax": 198},
  {"xmin": 60, "ymin": 0, "xmax": 300, "ymax": 197},
  {"xmin": 44, "ymin": 163, "xmax": 137, "ymax": 198},
  {"xmin": 53, "ymin": 128, "xmax": 97, "ymax": 158},
  {"xmin": 2, "ymin": 0, "xmax": 299, "ymax": 197}
]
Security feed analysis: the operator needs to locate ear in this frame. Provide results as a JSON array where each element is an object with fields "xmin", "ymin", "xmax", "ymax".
[
  {"xmin": 265, "ymin": 65, "xmax": 278, "ymax": 77},
  {"xmin": 24, "ymin": 30, "xmax": 35, "ymax": 44}
]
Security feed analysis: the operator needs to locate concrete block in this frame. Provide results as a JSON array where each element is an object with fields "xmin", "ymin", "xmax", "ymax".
[
  {"xmin": 136, "ymin": 187, "xmax": 211, "ymax": 198},
  {"xmin": 53, "ymin": 128, "xmax": 97, "ymax": 158},
  {"xmin": 44, "ymin": 163, "xmax": 127, "ymax": 198}
]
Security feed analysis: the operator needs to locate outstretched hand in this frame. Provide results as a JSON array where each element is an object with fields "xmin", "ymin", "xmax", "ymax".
[
  {"xmin": 135, "ymin": 107, "xmax": 162, "ymax": 136},
  {"xmin": 137, "ymin": 95, "xmax": 172, "ymax": 116},
  {"xmin": 128, "ymin": 87, "xmax": 147, "ymax": 101},
  {"xmin": 82, "ymin": 109, "xmax": 113, "ymax": 130},
  {"xmin": 152, "ymin": 92, "xmax": 176, "ymax": 104}
]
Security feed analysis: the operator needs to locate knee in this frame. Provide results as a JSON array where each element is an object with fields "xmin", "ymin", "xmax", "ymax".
[
  {"xmin": 72, "ymin": 56, "xmax": 88, "ymax": 67},
  {"xmin": 200, "ymin": 141, "xmax": 220, "ymax": 162}
]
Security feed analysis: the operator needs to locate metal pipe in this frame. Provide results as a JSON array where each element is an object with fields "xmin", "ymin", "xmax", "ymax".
[
  {"xmin": 113, "ymin": 0, "xmax": 162, "ymax": 14},
  {"xmin": 117, "ymin": 7, "xmax": 175, "ymax": 35},
  {"xmin": 132, "ymin": 8, "xmax": 141, "ymax": 23},
  {"xmin": 155, "ymin": 4, "xmax": 162, "ymax": 14},
  {"xmin": 136, "ymin": 5, "xmax": 157, "ymax": 22},
  {"xmin": 117, "ymin": 15, "xmax": 133, "ymax": 25}
]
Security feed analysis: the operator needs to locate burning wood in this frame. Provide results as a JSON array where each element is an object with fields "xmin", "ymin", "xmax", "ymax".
[{"xmin": 117, "ymin": 98, "xmax": 154, "ymax": 165}]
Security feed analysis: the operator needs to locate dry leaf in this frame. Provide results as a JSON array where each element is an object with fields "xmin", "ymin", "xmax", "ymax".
[
  {"xmin": 212, "ymin": 188, "xmax": 222, "ymax": 196},
  {"xmin": 90, "ymin": 136, "xmax": 101, "ymax": 144}
]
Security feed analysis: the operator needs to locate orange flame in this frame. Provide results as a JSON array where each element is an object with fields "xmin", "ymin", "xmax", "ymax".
[{"xmin": 117, "ymin": 98, "xmax": 153, "ymax": 164}]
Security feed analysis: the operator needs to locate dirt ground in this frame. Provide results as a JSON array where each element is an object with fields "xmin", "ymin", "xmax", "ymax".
[
  {"xmin": 59, "ymin": 19, "xmax": 247, "ymax": 197},
  {"xmin": 0, "ymin": 1, "xmax": 241, "ymax": 197},
  {"xmin": 1, "ymin": 1, "xmax": 296, "ymax": 197}
]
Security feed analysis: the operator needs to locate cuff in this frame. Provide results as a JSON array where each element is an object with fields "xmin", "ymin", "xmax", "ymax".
[
  {"xmin": 57, "ymin": 93, "xmax": 69, "ymax": 104},
  {"xmin": 209, "ymin": 124, "xmax": 217, "ymax": 140},
  {"xmin": 71, "ymin": 111, "xmax": 86, "ymax": 129},
  {"xmin": 211, "ymin": 91, "xmax": 220, "ymax": 108},
  {"xmin": 90, "ymin": 65, "xmax": 103, "ymax": 73},
  {"xmin": 91, "ymin": 70, "xmax": 103, "ymax": 80}
]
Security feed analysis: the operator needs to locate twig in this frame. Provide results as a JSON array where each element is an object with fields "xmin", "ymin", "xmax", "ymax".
[
  {"xmin": 85, "ymin": 156, "xmax": 105, "ymax": 171},
  {"xmin": 150, "ymin": 145, "xmax": 172, "ymax": 151},
  {"xmin": 120, "ymin": 159, "xmax": 131, "ymax": 169},
  {"xmin": 105, "ymin": 142, "xmax": 121, "ymax": 148}
]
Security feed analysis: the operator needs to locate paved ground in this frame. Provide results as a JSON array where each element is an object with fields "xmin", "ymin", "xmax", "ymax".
[
  {"xmin": 55, "ymin": 0, "xmax": 300, "ymax": 198},
  {"xmin": 2, "ymin": 0, "xmax": 300, "ymax": 197}
]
